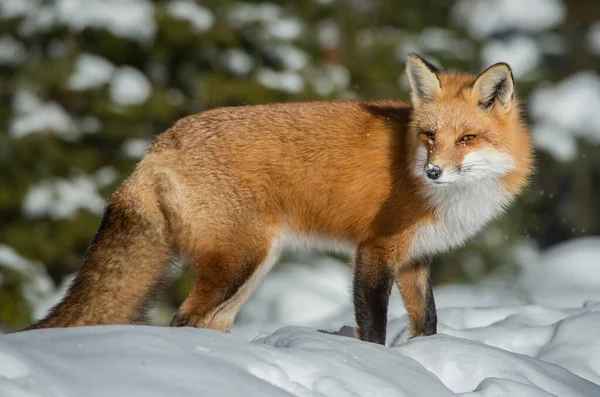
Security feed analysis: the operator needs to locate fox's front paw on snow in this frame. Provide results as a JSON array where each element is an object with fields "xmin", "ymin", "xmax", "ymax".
[
  {"xmin": 170, "ymin": 307, "xmax": 235, "ymax": 331},
  {"xmin": 169, "ymin": 312, "xmax": 201, "ymax": 327}
]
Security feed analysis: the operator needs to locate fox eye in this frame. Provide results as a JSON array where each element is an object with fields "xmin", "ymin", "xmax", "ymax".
[
  {"xmin": 424, "ymin": 131, "xmax": 435, "ymax": 140},
  {"xmin": 460, "ymin": 134, "xmax": 476, "ymax": 142}
]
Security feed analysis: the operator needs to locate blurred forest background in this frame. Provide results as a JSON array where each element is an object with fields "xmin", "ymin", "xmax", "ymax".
[{"xmin": 1, "ymin": 0, "xmax": 600, "ymax": 330}]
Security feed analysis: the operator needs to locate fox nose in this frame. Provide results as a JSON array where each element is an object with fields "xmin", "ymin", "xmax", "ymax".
[{"xmin": 426, "ymin": 164, "xmax": 442, "ymax": 180}]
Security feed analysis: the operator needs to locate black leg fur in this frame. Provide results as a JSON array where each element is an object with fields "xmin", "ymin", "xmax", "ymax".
[{"xmin": 353, "ymin": 247, "xmax": 393, "ymax": 345}]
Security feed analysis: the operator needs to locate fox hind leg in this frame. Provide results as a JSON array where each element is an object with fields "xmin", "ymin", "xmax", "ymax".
[{"xmin": 170, "ymin": 231, "xmax": 276, "ymax": 331}]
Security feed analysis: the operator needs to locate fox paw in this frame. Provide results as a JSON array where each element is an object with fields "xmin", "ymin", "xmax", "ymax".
[
  {"xmin": 170, "ymin": 311, "xmax": 234, "ymax": 332},
  {"xmin": 169, "ymin": 312, "xmax": 201, "ymax": 327}
]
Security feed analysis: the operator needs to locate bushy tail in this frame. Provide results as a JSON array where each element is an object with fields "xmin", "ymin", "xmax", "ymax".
[{"xmin": 27, "ymin": 182, "xmax": 174, "ymax": 329}]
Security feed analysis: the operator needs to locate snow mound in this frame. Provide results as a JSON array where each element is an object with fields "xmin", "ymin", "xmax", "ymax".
[
  {"xmin": 401, "ymin": 333, "xmax": 598, "ymax": 397},
  {"xmin": 4, "ymin": 238, "xmax": 600, "ymax": 396},
  {"xmin": 3, "ymin": 314, "xmax": 600, "ymax": 397},
  {"xmin": 518, "ymin": 237, "xmax": 600, "ymax": 307}
]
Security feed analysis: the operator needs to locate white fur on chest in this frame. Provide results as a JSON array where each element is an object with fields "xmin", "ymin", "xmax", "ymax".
[
  {"xmin": 276, "ymin": 224, "xmax": 357, "ymax": 257},
  {"xmin": 272, "ymin": 178, "xmax": 511, "ymax": 264},
  {"xmin": 408, "ymin": 181, "xmax": 512, "ymax": 260}
]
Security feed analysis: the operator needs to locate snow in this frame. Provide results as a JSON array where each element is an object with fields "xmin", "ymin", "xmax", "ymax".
[
  {"xmin": 166, "ymin": 1, "xmax": 214, "ymax": 33},
  {"xmin": 420, "ymin": 28, "xmax": 475, "ymax": 60},
  {"xmin": 227, "ymin": 2, "xmax": 281, "ymax": 26},
  {"xmin": 0, "ymin": 35, "xmax": 26, "ymax": 66},
  {"xmin": 517, "ymin": 237, "xmax": 600, "ymax": 308},
  {"xmin": 0, "ymin": 0, "xmax": 39, "ymax": 19},
  {"xmin": 317, "ymin": 20, "xmax": 341, "ymax": 49},
  {"xmin": 0, "ymin": 245, "xmax": 56, "ymax": 321},
  {"xmin": 109, "ymin": 66, "xmax": 153, "ymax": 106},
  {"xmin": 122, "ymin": 138, "xmax": 151, "ymax": 158},
  {"xmin": 257, "ymin": 68, "xmax": 304, "ymax": 93},
  {"xmin": 266, "ymin": 17, "xmax": 304, "ymax": 41},
  {"xmin": 306, "ymin": 64, "xmax": 350, "ymax": 97},
  {"xmin": 17, "ymin": 5, "xmax": 55, "ymax": 36},
  {"xmin": 529, "ymin": 72, "xmax": 600, "ymax": 161},
  {"xmin": 222, "ymin": 48, "xmax": 254, "ymax": 75},
  {"xmin": 10, "ymin": 102, "xmax": 76, "ymax": 139},
  {"xmin": 54, "ymin": 0, "xmax": 156, "ymax": 44},
  {"xmin": 395, "ymin": 28, "xmax": 475, "ymax": 62},
  {"xmin": 0, "ymin": 245, "xmax": 40, "ymax": 274},
  {"xmin": 10, "ymin": 91, "xmax": 78, "ymax": 140},
  {"xmin": 93, "ymin": 166, "xmax": 118, "ymax": 187},
  {"xmin": 67, "ymin": 54, "xmax": 115, "ymax": 91},
  {"xmin": 227, "ymin": 3, "xmax": 302, "ymax": 43},
  {"xmin": 401, "ymin": 334, "xmax": 599, "ymax": 396},
  {"xmin": 588, "ymin": 22, "xmax": 600, "ymax": 55},
  {"xmin": 22, "ymin": 174, "xmax": 107, "ymax": 220},
  {"xmin": 269, "ymin": 44, "xmax": 309, "ymax": 70},
  {"xmin": 481, "ymin": 35, "xmax": 541, "ymax": 79},
  {"xmin": 3, "ymin": 0, "xmax": 155, "ymax": 42},
  {"xmin": 4, "ymin": 237, "xmax": 600, "ymax": 396},
  {"xmin": 237, "ymin": 257, "xmax": 351, "ymax": 329},
  {"xmin": 452, "ymin": 0, "xmax": 565, "ymax": 39}
]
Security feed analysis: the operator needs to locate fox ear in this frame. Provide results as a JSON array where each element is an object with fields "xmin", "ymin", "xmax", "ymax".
[
  {"xmin": 473, "ymin": 63, "xmax": 514, "ymax": 114},
  {"xmin": 406, "ymin": 54, "xmax": 441, "ymax": 106}
]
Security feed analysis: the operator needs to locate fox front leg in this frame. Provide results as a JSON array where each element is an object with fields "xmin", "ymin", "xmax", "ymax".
[
  {"xmin": 396, "ymin": 257, "xmax": 437, "ymax": 337},
  {"xmin": 352, "ymin": 245, "xmax": 394, "ymax": 345}
]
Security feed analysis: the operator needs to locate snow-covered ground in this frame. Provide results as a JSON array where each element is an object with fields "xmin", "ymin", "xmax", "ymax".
[{"xmin": 2, "ymin": 237, "xmax": 600, "ymax": 396}]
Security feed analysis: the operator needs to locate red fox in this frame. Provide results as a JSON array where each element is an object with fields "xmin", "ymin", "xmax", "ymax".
[{"xmin": 27, "ymin": 54, "xmax": 533, "ymax": 345}]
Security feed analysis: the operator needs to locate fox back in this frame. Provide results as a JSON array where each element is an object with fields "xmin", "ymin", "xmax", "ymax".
[{"xmin": 27, "ymin": 54, "xmax": 533, "ymax": 345}]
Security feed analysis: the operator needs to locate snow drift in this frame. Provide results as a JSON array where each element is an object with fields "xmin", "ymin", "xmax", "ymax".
[{"xmin": 2, "ymin": 237, "xmax": 600, "ymax": 397}]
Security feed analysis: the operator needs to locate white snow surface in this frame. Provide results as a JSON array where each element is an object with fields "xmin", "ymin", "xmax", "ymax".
[{"xmin": 3, "ymin": 237, "xmax": 600, "ymax": 397}]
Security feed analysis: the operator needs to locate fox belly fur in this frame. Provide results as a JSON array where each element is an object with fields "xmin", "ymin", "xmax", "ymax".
[{"xmin": 27, "ymin": 54, "xmax": 533, "ymax": 345}]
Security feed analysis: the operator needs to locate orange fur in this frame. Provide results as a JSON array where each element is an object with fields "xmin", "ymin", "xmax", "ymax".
[
  {"xmin": 396, "ymin": 258, "xmax": 432, "ymax": 337},
  {"xmin": 27, "ymin": 56, "xmax": 533, "ymax": 344}
]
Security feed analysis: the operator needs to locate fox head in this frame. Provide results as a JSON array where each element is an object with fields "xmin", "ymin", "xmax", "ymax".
[{"xmin": 406, "ymin": 54, "xmax": 527, "ymax": 188}]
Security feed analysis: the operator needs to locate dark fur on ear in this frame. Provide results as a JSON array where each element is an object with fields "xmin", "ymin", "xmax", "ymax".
[
  {"xmin": 406, "ymin": 54, "xmax": 442, "ymax": 106},
  {"xmin": 409, "ymin": 53, "xmax": 441, "ymax": 74},
  {"xmin": 473, "ymin": 62, "xmax": 515, "ymax": 114}
]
